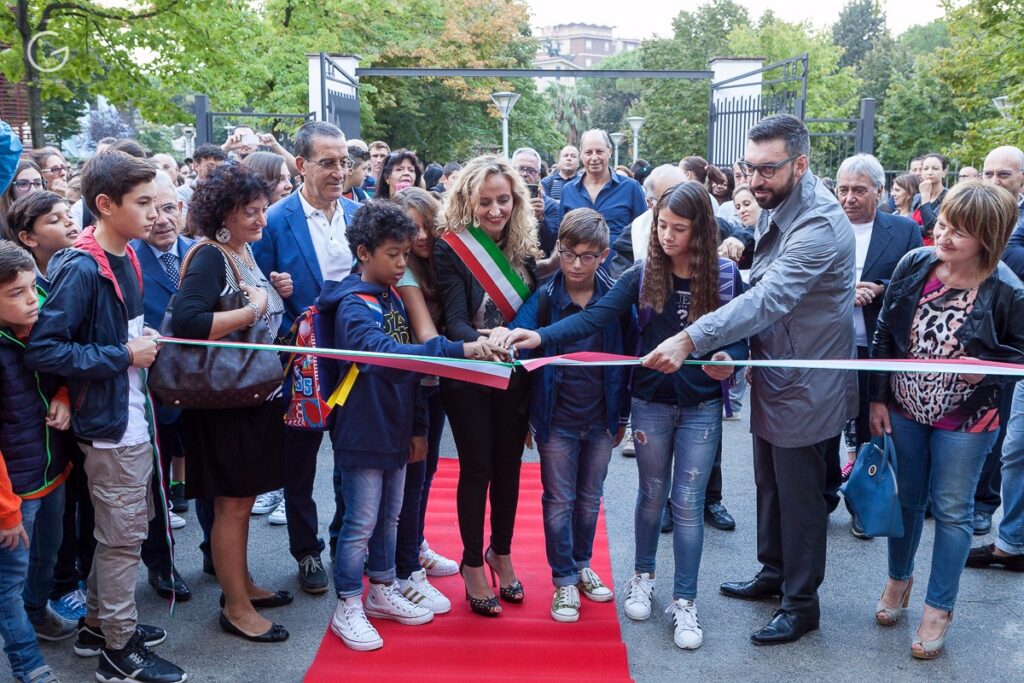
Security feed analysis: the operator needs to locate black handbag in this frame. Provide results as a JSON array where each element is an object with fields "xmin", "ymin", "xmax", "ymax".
[{"xmin": 147, "ymin": 242, "xmax": 284, "ymax": 409}]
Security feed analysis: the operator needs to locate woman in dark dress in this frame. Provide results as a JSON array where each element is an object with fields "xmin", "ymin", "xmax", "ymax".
[{"xmin": 172, "ymin": 164, "xmax": 294, "ymax": 642}]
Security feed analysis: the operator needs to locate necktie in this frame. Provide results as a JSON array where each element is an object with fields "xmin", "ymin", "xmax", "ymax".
[{"xmin": 159, "ymin": 252, "xmax": 180, "ymax": 288}]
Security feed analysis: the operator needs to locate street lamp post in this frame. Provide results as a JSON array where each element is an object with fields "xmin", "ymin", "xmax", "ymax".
[
  {"xmin": 490, "ymin": 91, "xmax": 521, "ymax": 158},
  {"xmin": 610, "ymin": 132, "xmax": 626, "ymax": 168},
  {"xmin": 627, "ymin": 116, "xmax": 646, "ymax": 163}
]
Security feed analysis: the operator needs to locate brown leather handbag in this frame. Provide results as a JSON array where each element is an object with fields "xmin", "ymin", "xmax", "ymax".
[{"xmin": 147, "ymin": 241, "xmax": 284, "ymax": 409}]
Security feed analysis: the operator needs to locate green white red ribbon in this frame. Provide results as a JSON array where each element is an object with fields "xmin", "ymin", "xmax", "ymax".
[
  {"xmin": 156, "ymin": 339, "xmax": 1024, "ymax": 393},
  {"xmin": 441, "ymin": 225, "xmax": 530, "ymax": 321},
  {"xmin": 156, "ymin": 337, "xmax": 514, "ymax": 389}
]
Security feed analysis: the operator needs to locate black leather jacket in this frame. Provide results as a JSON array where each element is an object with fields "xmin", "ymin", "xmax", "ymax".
[{"xmin": 869, "ymin": 247, "xmax": 1024, "ymax": 403}]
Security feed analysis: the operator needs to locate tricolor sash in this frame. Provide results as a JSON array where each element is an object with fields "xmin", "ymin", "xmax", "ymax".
[{"xmin": 442, "ymin": 225, "xmax": 531, "ymax": 321}]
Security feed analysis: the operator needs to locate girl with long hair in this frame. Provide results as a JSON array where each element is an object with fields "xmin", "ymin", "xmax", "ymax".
[
  {"xmin": 0, "ymin": 160, "xmax": 46, "ymax": 234},
  {"xmin": 388, "ymin": 187, "xmax": 460, "ymax": 612},
  {"xmin": 434, "ymin": 155, "xmax": 539, "ymax": 617},
  {"xmin": 492, "ymin": 181, "xmax": 748, "ymax": 649}
]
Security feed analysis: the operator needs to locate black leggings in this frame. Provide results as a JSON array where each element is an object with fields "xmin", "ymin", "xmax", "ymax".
[{"xmin": 441, "ymin": 371, "xmax": 530, "ymax": 567}]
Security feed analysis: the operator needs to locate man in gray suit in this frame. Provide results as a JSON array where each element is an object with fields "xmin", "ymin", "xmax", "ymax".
[{"xmin": 643, "ymin": 114, "xmax": 857, "ymax": 645}]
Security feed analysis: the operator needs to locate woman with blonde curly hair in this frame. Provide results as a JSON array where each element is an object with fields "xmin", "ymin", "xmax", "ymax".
[
  {"xmin": 434, "ymin": 155, "xmax": 540, "ymax": 617},
  {"xmin": 492, "ymin": 181, "xmax": 748, "ymax": 649}
]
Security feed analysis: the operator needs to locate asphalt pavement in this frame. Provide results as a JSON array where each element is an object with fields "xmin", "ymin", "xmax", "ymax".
[{"xmin": 6, "ymin": 403, "xmax": 1022, "ymax": 682}]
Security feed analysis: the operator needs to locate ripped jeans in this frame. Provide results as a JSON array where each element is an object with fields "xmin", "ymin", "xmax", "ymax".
[{"xmin": 632, "ymin": 398, "xmax": 721, "ymax": 601}]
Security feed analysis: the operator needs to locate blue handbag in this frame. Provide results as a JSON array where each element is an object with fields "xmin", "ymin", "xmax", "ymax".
[{"xmin": 840, "ymin": 434, "xmax": 905, "ymax": 538}]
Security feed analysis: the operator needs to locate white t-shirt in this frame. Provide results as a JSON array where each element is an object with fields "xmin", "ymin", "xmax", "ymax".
[
  {"xmin": 852, "ymin": 220, "xmax": 873, "ymax": 347},
  {"xmin": 298, "ymin": 192, "xmax": 353, "ymax": 283},
  {"xmin": 93, "ymin": 251, "xmax": 151, "ymax": 449}
]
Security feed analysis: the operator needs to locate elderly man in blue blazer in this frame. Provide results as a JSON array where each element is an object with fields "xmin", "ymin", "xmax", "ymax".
[
  {"xmin": 252, "ymin": 120, "xmax": 360, "ymax": 595},
  {"xmin": 835, "ymin": 154, "xmax": 924, "ymax": 537},
  {"xmin": 130, "ymin": 170, "xmax": 199, "ymax": 602}
]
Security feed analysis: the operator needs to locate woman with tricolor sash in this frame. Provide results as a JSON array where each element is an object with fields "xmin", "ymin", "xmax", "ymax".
[
  {"xmin": 434, "ymin": 155, "xmax": 541, "ymax": 617},
  {"xmin": 493, "ymin": 182, "xmax": 748, "ymax": 650}
]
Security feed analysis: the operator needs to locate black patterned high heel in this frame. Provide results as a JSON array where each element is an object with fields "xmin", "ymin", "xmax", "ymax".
[
  {"xmin": 485, "ymin": 546, "xmax": 525, "ymax": 603},
  {"xmin": 460, "ymin": 562, "xmax": 501, "ymax": 617}
]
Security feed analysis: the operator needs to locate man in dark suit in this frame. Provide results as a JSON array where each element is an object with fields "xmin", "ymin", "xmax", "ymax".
[
  {"xmin": 130, "ymin": 170, "xmax": 198, "ymax": 601},
  {"xmin": 836, "ymin": 154, "xmax": 924, "ymax": 536},
  {"xmin": 252, "ymin": 121, "xmax": 360, "ymax": 594}
]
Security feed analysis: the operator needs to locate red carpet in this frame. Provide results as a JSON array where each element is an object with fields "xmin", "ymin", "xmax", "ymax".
[{"xmin": 305, "ymin": 459, "xmax": 633, "ymax": 682}]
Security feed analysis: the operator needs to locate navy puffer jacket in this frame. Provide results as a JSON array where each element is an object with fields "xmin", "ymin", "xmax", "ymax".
[{"xmin": 0, "ymin": 328, "xmax": 69, "ymax": 495}]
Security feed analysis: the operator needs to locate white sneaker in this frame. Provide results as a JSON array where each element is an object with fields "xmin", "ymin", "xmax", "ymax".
[
  {"xmin": 268, "ymin": 500, "xmax": 287, "ymax": 525},
  {"xmin": 623, "ymin": 573, "xmax": 655, "ymax": 621},
  {"xmin": 168, "ymin": 510, "xmax": 186, "ymax": 530},
  {"xmin": 397, "ymin": 569, "xmax": 451, "ymax": 614},
  {"xmin": 667, "ymin": 599, "xmax": 703, "ymax": 649},
  {"xmin": 578, "ymin": 567, "xmax": 613, "ymax": 602},
  {"xmin": 365, "ymin": 582, "xmax": 434, "ymax": 625},
  {"xmin": 252, "ymin": 489, "xmax": 284, "ymax": 515},
  {"xmin": 551, "ymin": 585, "xmax": 581, "ymax": 623},
  {"xmin": 418, "ymin": 540, "xmax": 458, "ymax": 577},
  {"xmin": 621, "ymin": 428, "xmax": 635, "ymax": 456},
  {"xmin": 331, "ymin": 597, "xmax": 383, "ymax": 651}
]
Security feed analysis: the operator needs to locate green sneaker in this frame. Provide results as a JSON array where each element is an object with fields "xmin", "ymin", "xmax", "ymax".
[
  {"xmin": 551, "ymin": 585, "xmax": 580, "ymax": 623},
  {"xmin": 578, "ymin": 567, "xmax": 614, "ymax": 602}
]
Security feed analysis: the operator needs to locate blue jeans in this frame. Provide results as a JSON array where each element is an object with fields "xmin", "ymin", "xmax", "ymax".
[
  {"xmin": 332, "ymin": 466, "xmax": 406, "ymax": 598},
  {"xmin": 1, "ymin": 484, "xmax": 64, "ymax": 682},
  {"xmin": 632, "ymin": 399, "xmax": 721, "ymax": 601},
  {"xmin": 997, "ymin": 382, "xmax": 1024, "ymax": 555},
  {"xmin": 538, "ymin": 424, "xmax": 614, "ymax": 587},
  {"xmin": 887, "ymin": 410, "xmax": 996, "ymax": 611},
  {"xmin": 395, "ymin": 386, "xmax": 446, "ymax": 579}
]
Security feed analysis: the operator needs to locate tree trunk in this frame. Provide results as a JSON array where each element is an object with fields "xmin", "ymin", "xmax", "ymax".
[{"xmin": 14, "ymin": 0, "xmax": 44, "ymax": 147}]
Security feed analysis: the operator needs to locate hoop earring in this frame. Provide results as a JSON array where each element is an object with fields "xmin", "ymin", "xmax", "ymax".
[{"xmin": 215, "ymin": 227, "xmax": 230, "ymax": 243}]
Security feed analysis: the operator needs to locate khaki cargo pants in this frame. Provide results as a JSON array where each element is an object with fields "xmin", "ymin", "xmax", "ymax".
[{"xmin": 81, "ymin": 441, "xmax": 155, "ymax": 651}]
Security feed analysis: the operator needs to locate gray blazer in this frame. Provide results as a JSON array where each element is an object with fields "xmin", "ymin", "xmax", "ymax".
[{"xmin": 687, "ymin": 171, "xmax": 858, "ymax": 447}]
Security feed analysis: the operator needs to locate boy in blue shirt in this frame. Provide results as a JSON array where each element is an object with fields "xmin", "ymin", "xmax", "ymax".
[
  {"xmin": 319, "ymin": 200, "xmax": 497, "ymax": 651},
  {"xmin": 509, "ymin": 208, "xmax": 634, "ymax": 623}
]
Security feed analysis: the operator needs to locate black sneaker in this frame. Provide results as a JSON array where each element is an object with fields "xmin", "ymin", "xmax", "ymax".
[
  {"xmin": 297, "ymin": 554, "xmax": 328, "ymax": 594},
  {"xmin": 973, "ymin": 510, "xmax": 992, "ymax": 535},
  {"xmin": 75, "ymin": 618, "xmax": 167, "ymax": 658},
  {"xmin": 96, "ymin": 632, "xmax": 186, "ymax": 683},
  {"xmin": 169, "ymin": 483, "xmax": 189, "ymax": 514}
]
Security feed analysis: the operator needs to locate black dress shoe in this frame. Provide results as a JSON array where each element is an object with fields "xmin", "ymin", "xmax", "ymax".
[
  {"xmin": 965, "ymin": 543, "xmax": 1024, "ymax": 571},
  {"xmin": 148, "ymin": 568, "xmax": 192, "ymax": 601},
  {"xmin": 219, "ymin": 590, "xmax": 294, "ymax": 609},
  {"xmin": 219, "ymin": 613, "xmax": 289, "ymax": 643},
  {"xmin": 751, "ymin": 609, "xmax": 819, "ymax": 645},
  {"xmin": 704, "ymin": 503, "xmax": 736, "ymax": 531},
  {"xmin": 720, "ymin": 575, "xmax": 782, "ymax": 601},
  {"xmin": 973, "ymin": 510, "xmax": 992, "ymax": 535}
]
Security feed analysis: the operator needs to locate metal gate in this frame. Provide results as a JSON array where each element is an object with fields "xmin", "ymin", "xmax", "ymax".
[
  {"xmin": 707, "ymin": 55, "xmax": 808, "ymax": 166},
  {"xmin": 708, "ymin": 54, "xmax": 876, "ymax": 175},
  {"xmin": 193, "ymin": 94, "xmax": 316, "ymax": 149},
  {"xmin": 318, "ymin": 53, "xmax": 361, "ymax": 138}
]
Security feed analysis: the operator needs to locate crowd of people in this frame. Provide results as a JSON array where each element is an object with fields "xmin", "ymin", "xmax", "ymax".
[{"xmin": 0, "ymin": 110, "xmax": 1023, "ymax": 683}]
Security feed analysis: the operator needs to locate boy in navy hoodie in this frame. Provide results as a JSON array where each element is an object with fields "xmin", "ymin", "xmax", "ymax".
[
  {"xmin": 0, "ymin": 241, "xmax": 72, "ymax": 683},
  {"xmin": 321, "ymin": 200, "xmax": 497, "ymax": 652},
  {"xmin": 25, "ymin": 152, "xmax": 185, "ymax": 683},
  {"xmin": 509, "ymin": 208, "xmax": 634, "ymax": 623}
]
